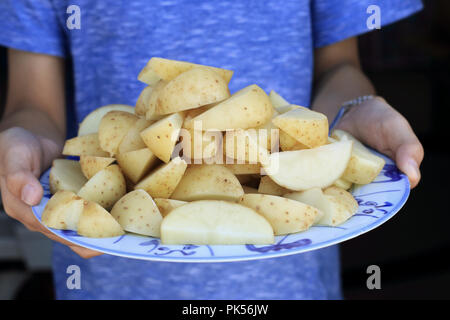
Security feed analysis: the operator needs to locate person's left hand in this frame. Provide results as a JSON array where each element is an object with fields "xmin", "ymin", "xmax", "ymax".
[{"xmin": 335, "ymin": 96, "xmax": 424, "ymax": 188}]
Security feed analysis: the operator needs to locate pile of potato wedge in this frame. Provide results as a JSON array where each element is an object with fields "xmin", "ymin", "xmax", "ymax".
[{"xmin": 42, "ymin": 57, "xmax": 386, "ymax": 245}]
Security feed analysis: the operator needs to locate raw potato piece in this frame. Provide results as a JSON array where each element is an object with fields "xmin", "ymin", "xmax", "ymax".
[
  {"xmin": 272, "ymin": 106, "xmax": 328, "ymax": 148},
  {"xmin": 279, "ymin": 129, "xmax": 309, "ymax": 151},
  {"xmin": 118, "ymin": 118, "xmax": 154, "ymax": 154},
  {"xmin": 184, "ymin": 85, "xmax": 273, "ymax": 130},
  {"xmin": 79, "ymin": 156, "xmax": 115, "ymax": 179},
  {"xmin": 156, "ymin": 68, "xmax": 230, "ymax": 115},
  {"xmin": 264, "ymin": 140, "xmax": 353, "ymax": 191},
  {"xmin": 135, "ymin": 86, "xmax": 153, "ymax": 116},
  {"xmin": 62, "ymin": 133, "xmax": 109, "ymax": 157},
  {"xmin": 77, "ymin": 201, "xmax": 124, "ymax": 238},
  {"xmin": 284, "ymin": 187, "xmax": 357, "ymax": 226},
  {"xmin": 224, "ymin": 163, "xmax": 262, "ymax": 175},
  {"xmin": 333, "ymin": 178, "xmax": 353, "ymax": 190},
  {"xmin": 161, "ymin": 200, "xmax": 274, "ymax": 245},
  {"xmin": 98, "ymin": 111, "xmax": 140, "ymax": 156},
  {"xmin": 269, "ymin": 90, "xmax": 290, "ymax": 109},
  {"xmin": 331, "ymin": 130, "xmax": 385, "ymax": 184},
  {"xmin": 154, "ymin": 198, "xmax": 187, "ymax": 217},
  {"xmin": 170, "ymin": 164, "xmax": 244, "ymax": 202},
  {"xmin": 134, "ymin": 157, "xmax": 187, "ymax": 198},
  {"xmin": 258, "ymin": 176, "xmax": 290, "ymax": 196},
  {"xmin": 41, "ymin": 191, "xmax": 84, "ymax": 230},
  {"xmin": 140, "ymin": 112, "xmax": 184, "ymax": 163},
  {"xmin": 180, "ymin": 128, "xmax": 222, "ymax": 161},
  {"xmin": 239, "ymin": 194, "xmax": 319, "ymax": 235},
  {"xmin": 145, "ymin": 80, "xmax": 168, "ymax": 121},
  {"xmin": 116, "ymin": 148, "xmax": 159, "ymax": 183},
  {"xmin": 49, "ymin": 159, "xmax": 87, "ymax": 194},
  {"xmin": 138, "ymin": 57, "xmax": 234, "ymax": 86},
  {"xmin": 111, "ymin": 190, "xmax": 163, "ymax": 237},
  {"xmin": 77, "ymin": 165, "xmax": 126, "ymax": 210},
  {"xmin": 224, "ymin": 129, "xmax": 272, "ymax": 163},
  {"xmin": 78, "ymin": 104, "xmax": 134, "ymax": 136}
]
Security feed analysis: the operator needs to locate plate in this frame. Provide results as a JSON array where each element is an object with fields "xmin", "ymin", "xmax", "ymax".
[{"xmin": 32, "ymin": 152, "xmax": 409, "ymax": 263}]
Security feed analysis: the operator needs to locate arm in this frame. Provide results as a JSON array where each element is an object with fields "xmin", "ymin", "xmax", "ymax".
[
  {"xmin": 0, "ymin": 49, "xmax": 99, "ymax": 258},
  {"xmin": 311, "ymin": 37, "xmax": 424, "ymax": 188}
]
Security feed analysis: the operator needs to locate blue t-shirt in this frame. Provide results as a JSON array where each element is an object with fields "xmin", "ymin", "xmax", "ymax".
[{"xmin": 0, "ymin": 0, "xmax": 422, "ymax": 300}]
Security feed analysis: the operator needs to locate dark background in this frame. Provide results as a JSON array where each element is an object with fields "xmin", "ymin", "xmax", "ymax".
[{"xmin": 0, "ymin": 0, "xmax": 449, "ymax": 299}]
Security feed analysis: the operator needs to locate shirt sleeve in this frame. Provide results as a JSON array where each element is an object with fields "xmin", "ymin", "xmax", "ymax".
[
  {"xmin": 312, "ymin": 0, "xmax": 423, "ymax": 48},
  {"xmin": 0, "ymin": 0, "xmax": 67, "ymax": 57}
]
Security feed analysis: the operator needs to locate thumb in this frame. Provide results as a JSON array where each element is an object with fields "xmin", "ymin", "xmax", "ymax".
[
  {"xmin": 395, "ymin": 142, "xmax": 424, "ymax": 189},
  {"xmin": 5, "ymin": 170, "xmax": 44, "ymax": 206}
]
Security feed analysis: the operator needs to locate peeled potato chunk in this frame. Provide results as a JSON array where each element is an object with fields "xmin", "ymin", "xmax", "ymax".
[
  {"xmin": 116, "ymin": 148, "xmax": 159, "ymax": 184},
  {"xmin": 138, "ymin": 57, "xmax": 233, "ymax": 86},
  {"xmin": 331, "ymin": 129, "xmax": 385, "ymax": 184},
  {"xmin": 160, "ymin": 200, "xmax": 274, "ymax": 245},
  {"xmin": 77, "ymin": 165, "xmax": 126, "ymax": 210},
  {"xmin": 154, "ymin": 198, "xmax": 187, "ymax": 217},
  {"xmin": 184, "ymin": 84, "xmax": 273, "ymax": 130},
  {"xmin": 62, "ymin": 133, "xmax": 109, "ymax": 157},
  {"xmin": 98, "ymin": 111, "xmax": 140, "ymax": 156},
  {"xmin": 118, "ymin": 118, "xmax": 154, "ymax": 154},
  {"xmin": 134, "ymin": 157, "xmax": 187, "ymax": 198},
  {"xmin": 333, "ymin": 178, "xmax": 353, "ymax": 190},
  {"xmin": 272, "ymin": 106, "xmax": 328, "ymax": 148},
  {"xmin": 77, "ymin": 201, "xmax": 124, "ymax": 238},
  {"xmin": 170, "ymin": 164, "xmax": 244, "ymax": 202},
  {"xmin": 269, "ymin": 90, "xmax": 290, "ymax": 110},
  {"xmin": 135, "ymin": 86, "xmax": 153, "ymax": 116},
  {"xmin": 239, "ymin": 194, "xmax": 319, "ymax": 235},
  {"xmin": 264, "ymin": 140, "xmax": 353, "ymax": 191},
  {"xmin": 145, "ymin": 80, "xmax": 168, "ymax": 121},
  {"xmin": 111, "ymin": 190, "xmax": 163, "ymax": 237},
  {"xmin": 156, "ymin": 68, "xmax": 230, "ymax": 115},
  {"xmin": 78, "ymin": 104, "xmax": 134, "ymax": 136},
  {"xmin": 49, "ymin": 159, "xmax": 87, "ymax": 194},
  {"xmin": 41, "ymin": 190, "xmax": 85, "ymax": 230},
  {"xmin": 79, "ymin": 155, "xmax": 115, "ymax": 179},
  {"xmin": 140, "ymin": 112, "xmax": 184, "ymax": 163}
]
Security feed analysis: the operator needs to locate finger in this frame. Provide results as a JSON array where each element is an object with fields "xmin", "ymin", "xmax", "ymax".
[
  {"xmin": 5, "ymin": 170, "xmax": 43, "ymax": 206},
  {"xmin": 395, "ymin": 142, "xmax": 424, "ymax": 189}
]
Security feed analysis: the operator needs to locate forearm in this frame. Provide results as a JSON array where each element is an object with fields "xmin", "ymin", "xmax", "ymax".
[{"xmin": 311, "ymin": 63, "xmax": 376, "ymax": 123}]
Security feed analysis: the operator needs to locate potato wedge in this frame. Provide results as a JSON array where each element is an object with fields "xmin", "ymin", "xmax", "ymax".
[
  {"xmin": 140, "ymin": 112, "xmax": 184, "ymax": 163},
  {"xmin": 41, "ymin": 190, "xmax": 84, "ymax": 230},
  {"xmin": 258, "ymin": 176, "xmax": 290, "ymax": 196},
  {"xmin": 49, "ymin": 159, "xmax": 87, "ymax": 194},
  {"xmin": 135, "ymin": 86, "xmax": 153, "ymax": 116},
  {"xmin": 77, "ymin": 164, "xmax": 126, "ymax": 209},
  {"xmin": 264, "ymin": 140, "xmax": 353, "ymax": 191},
  {"xmin": 184, "ymin": 84, "xmax": 273, "ymax": 130},
  {"xmin": 117, "ymin": 118, "xmax": 153, "ymax": 154},
  {"xmin": 116, "ymin": 148, "xmax": 159, "ymax": 183},
  {"xmin": 79, "ymin": 156, "xmax": 115, "ymax": 179},
  {"xmin": 77, "ymin": 201, "xmax": 124, "ymax": 238},
  {"xmin": 331, "ymin": 129, "xmax": 385, "ymax": 184},
  {"xmin": 333, "ymin": 178, "xmax": 353, "ymax": 190},
  {"xmin": 323, "ymin": 186, "xmax": 358, "ymax": 215},
  {"xmin": 269, "ymin": 90, "xmax": 290, "ymax": 109},
  {"xmin": 62, "ymin": 133, "xmax": 109, "ymax": 157},
  {"xmin": 138, "ymin": 57, "xmax": 233, "ymax": 86},
  {"xmin": 160, "ymin": 200, "xmax": 274, "ymax": 245},
  {"xmin": 78, "ymin": 104, "xmax": 134, "ymax": 136},
  {"xmin": 170, "ymin": 164, "xmax": 244, "ymax": 201},
  {"xmin": 279, "ymin": 129, "xmax": 309, "ymax": 151},
  {"xmin": 145, "ymin": 80, "xmax": 168, "ymax": 121},
  {"xmin": 98, "ymin": 111, "xmax": 140, "ymax": 156},
  {"xmin": 238, "ymin": 194, "xmax": 319, "ymax": 235},
  {"xmin": 134, "ymin": 157, "xmax": 187, "ymax": 198},
  {"xmin": 156, "ymin": 68, "xmax": 230, "ymax": 115},
  {"xmin": 179, "ymin": 128, "xmax": 222, "ymax": 161},
  {"xmin": 154, "ymin": 198, "xmax": 187, "ymax": 217},
  {"xmin": 223, "ymin": 129, "xmax": 272, "ymax": 165},
  {"xmin": 272, "ymin": 106, "xmax": 328, "ymax": 148},
  {"xmin": 223, "ymin": 163, "xmax": 262, "ymax": 175},
  {"xmin": 284, "ymin": 187, "xmax": 357, "ymax": 226},
  {"xmin": 111, "ymin": 190, "xmax": 163, "ymax": 237}
]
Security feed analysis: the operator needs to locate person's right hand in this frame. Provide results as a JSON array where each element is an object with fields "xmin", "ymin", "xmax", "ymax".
[{"xmin": 0, "ymin": 127, "xmax": 102, "ymax": 258}]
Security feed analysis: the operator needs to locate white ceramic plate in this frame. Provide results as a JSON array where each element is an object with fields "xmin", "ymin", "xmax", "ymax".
[{"xmin": 32, "ymin": 152, "xmax": 409, "ymax": 263}]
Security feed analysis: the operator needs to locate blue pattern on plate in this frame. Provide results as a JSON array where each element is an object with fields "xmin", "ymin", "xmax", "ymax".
[{"xmin": 33, "ymin": 152, "xmax": 409, "ymax": 263}]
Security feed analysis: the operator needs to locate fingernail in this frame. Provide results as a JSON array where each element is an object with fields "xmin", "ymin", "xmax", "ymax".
[
  {"xmin": 407, "ymin": 159, "xmax": 420, "ymax": 183},
  {"xmin": 21, "ymin": 184, "xmax": 37, "ymax": 206}
]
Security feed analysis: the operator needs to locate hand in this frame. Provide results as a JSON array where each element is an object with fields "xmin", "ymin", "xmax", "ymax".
[
  {"xmin": 0, "ymin": 127, "xmax": 102, "ymax": 258},
  {"xmin": 336, "ymin": 97, "xmax": 424, "ymax": 188}
]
